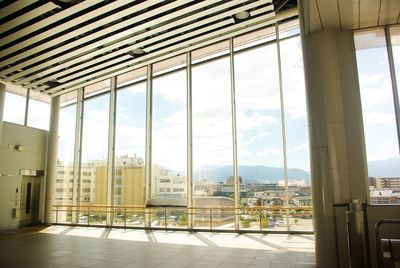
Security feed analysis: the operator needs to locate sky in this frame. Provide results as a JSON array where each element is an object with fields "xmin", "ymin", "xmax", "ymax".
[{"xmin": 5, "ymin": 28, "xmax": 400, "ymax": 179}]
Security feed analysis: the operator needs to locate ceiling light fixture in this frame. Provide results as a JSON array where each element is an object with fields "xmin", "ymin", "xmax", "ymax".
[{"xmin": 234, "ymin": 11, "xmax": 250, "ymax": 20}]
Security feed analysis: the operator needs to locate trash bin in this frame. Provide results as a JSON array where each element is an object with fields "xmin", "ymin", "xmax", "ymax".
[{"xmin": 346, "ymin": 199, "xmax": 370, "ymax": 268}]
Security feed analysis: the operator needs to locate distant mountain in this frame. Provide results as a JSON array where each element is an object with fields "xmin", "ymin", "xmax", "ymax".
[
  {"xmin": 193, "ymin": 165, "xmax": 310, "ymax": 184},
  {"xmin": 367, "ymin": 157, "xmax": 400, "ymax": 177}
]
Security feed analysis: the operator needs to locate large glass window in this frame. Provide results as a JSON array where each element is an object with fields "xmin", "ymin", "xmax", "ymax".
[
  {"xmin": 3, "ymin": 91, "xmax": 26, "ymax": 125},
  {"xmin": 114, "ymin": 70, "xmax": 146, "ymax": 226},
  {"xmin": 235, "ymin": 39, "xmax": 284, "ymax": 230},
  {"xmin": 192, "ymin": 42, "xmax": 235, "ymax": 229},
  {"xmin": 355, "ymin": 29, "xmax": 400, "ymax": 205},
  {"xmin": 27, "ymin": 91, "xmax": 50, "ymax": 130},
  {"xmin": 152, "ymin": 58, "xmax": 187, "ymax": 208},
  {"xmin": 79, "ymin": 81, "xmax": 110, "ymax": 225},
  {"xmin": 54, "ymin": 92, "xmax": 77, "ymax": 222}
]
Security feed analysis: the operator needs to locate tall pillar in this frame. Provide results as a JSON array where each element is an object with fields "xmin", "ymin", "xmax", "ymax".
[
  {"xmin": 0, "ymin": 83, "xmax": 5, "ymax": 142},
  {"xmin": 299, "ymin": 8, "xmax": 369, "ymax": 268},
  {"xmin": 45, "ymin": 96, "xmax": 60, "ymax": 223}
]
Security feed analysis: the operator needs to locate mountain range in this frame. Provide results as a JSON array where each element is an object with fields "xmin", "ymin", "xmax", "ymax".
[
  {"xmin": 192, "ymin": 157, "xmax": 400, "ymax": 185},
  {"xmin": 194, "ymin": 165, "xmax": 311, "ymax": 184}
]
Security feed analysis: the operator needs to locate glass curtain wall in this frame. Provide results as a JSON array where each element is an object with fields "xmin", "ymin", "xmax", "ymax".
[
  {"xmin": 354, "ymin": 28, "xmax": 400, "ymax": 205},
  {"xmin": 192, "ymin": 41, "xmax": 235, "ymax": 229},
  {"xmin": 114, "ymin": 69, "xmax": 146, "ymax": 227},
  {"xmin": 54, "ymin": 21, "xmax": 313, "ymax": 231},
  {"xmin": 151, "ymin": 56, "xmax": 187, "ymax": 228}
]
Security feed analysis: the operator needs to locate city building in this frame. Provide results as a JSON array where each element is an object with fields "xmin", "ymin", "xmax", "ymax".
[{"xmin": 1, "ymin": 1, "xmax": 400, "ymax": 268}]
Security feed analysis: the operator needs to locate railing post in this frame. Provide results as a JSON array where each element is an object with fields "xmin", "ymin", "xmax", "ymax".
[
  {"xmin": 55, "ymin": 205, "xmax": 58, "ymax": 224},
  {"xmin": 87, "ymin": 206, "xmax": 90, "ymax": 226},
  {"xmin": 164, "ymin": 209, "xmax": 167, "ymax": 230},
  {"xmin": 124, "ymin": 207, "xmax": 127, "ymax": 230},
  {"xmin": 209, "ymin": 209, "xmax": 212, "ymax": 231}
]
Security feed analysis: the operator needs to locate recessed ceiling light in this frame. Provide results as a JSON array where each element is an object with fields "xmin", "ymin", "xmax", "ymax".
[{"xmin": 234, "ymin": 11, "xmax": 250, "ymax": 20}]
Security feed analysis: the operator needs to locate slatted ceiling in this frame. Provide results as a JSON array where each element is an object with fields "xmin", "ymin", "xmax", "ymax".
[
  {"xmin": 51, "ymin": 13, "xmax": 286, "ymax": 97},
  {"xmin": 11, "ymin": 0, "xmax": 255, "ymax": 87},
  {"xmin": 359, "ymin": 0, "xmax": 381, "ymax": 28},
  {"xmin": 5, "ymin": 0, "xmax": 219, "ymax": 85},
  {"xmin": 0, "ymin": 0, "xmax": 138, "ymax": 59},
  {"xmin": 0, "ymin": 0, "xmax": 281, "ymax": 96},
  {"xmin": 0, "ymin": 2, "xmax": 59, "ymax": 34},
  {"xmin": 45, "ymin": 13, "xmax": 279, "ymax": 95},
  {"xmin": 0, "ymin": 0, "xmax": 184, "ymax": 75},
  {"xmin": 250, "ymin": 5, "xmax": 275, "ymax": 17},
  {"xmin": 22, "ymin": 0, "xmax": 249, "ymax": 88},
  {"xmin": 38, "ymin": 0, "xmax": 271, "ymax": 90},
  {"xmin": 0, "ymin": 0, "xmax": 37, "ymax": 20},
  {"xmin": 0, "ymin": 0, "xmax": 103, "ymax": 47},
  {"xmin": 338, "ymin": 0, "xmax": 359, "ymax": 30},
  {"xmin": 56, "ymin": 54, "xmax": 134, "ymax": 84},
  {"xmin": 308, "ymin": 0, "xmax": 323, "ymax": 34},
  {"xmin": 52, "ymin": 18, "xmax": 236, "ymax": 85},
  {"xmin": 317, "ymin": 0, "xmax": 341, "ymax": 30},
  {"xmin": 379, "ymin": 0, "xmax": 400, "ymax": 25}
]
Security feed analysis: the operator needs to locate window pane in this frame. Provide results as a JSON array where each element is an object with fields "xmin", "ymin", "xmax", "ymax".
[
  {"xmin": 280, "ymin": 36, "xmax": 312, "ymax": 230},
  {"xmin": 80, "ymin": 93, "xmax": 110, "ymax": 225},
  {"xmin": 354, "ymin": 29, "xmax": 400, "ymax": 205},
  {"xmin": 114, "ymin": 77, "xmax": 146, "ymax": 226},
  {"xmin": 55, "ymin": 104, "xmax": 77, "ymax": 222},
  {"xmin": 235, "ymin": 41, "xmax": 285, "ymax": 230},
  {"xmin": 3, "ymin": 92, "xmax": 26, "ymax": 125},
  {"xmin": 27, "ymin": 97, "xmax": 50, "ymax": 130},
  {"xmin": 192, "ymin": 46, "xmax": 234, "ymax": 229},
  {"xmin": 152, "ymin": 69, "xmax": 187, "ymax": 208}
]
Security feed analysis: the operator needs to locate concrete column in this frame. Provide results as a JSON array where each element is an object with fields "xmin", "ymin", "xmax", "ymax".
[
  {"xmin": 0, "ymin": 83, "xmax": 5, "ymax": 143},
  {"xmin": 45, "ymin": 96, "xmax": 60, "ymax": 223},
  {"xmin": 299, "ymin": 8, "xmax": 369, "ymax": 268}
]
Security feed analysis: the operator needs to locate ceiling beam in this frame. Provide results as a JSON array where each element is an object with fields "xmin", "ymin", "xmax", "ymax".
[{"xmin": 0, "ymin": 0, "xmax": 37, "ymax": 20}]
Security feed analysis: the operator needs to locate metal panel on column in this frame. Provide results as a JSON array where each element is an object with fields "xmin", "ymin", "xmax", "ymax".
[
  {"xmin": 229, "ymin": 38, "xmax": 240, "ymax": 230},
  {"xmin": 275, "ymin": 23, "xmax": 290, "ymax": 231},
  {"xmin": 186, "ymin": 52, "xmax": 194, "ymax": 229},
  {"xmin": 106, "ymin": 77, "xmax": 117, "ymax": 225},
  {"xmin": 145, "ymin": 65, "xmax": 153, "ymax": 227},
  {"xmin": 45, "ymin": 96, "xmax": 60, "ymax": 223},
  {"xmin": 72, "ymin": 88, "xmax": 84, "ymax": 224}
]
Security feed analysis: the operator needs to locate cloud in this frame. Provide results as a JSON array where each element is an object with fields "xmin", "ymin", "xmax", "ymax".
[
  {"xmin": 294, "ymin": 142, "xmax": 309, "ymax": 152},
  {"xmin": 256, "ymin": 148, "xmax": 281, "ymax": 157},
  {"xmin": 364, "ymin": 112, "xmax": 396, "ymax": 124}
]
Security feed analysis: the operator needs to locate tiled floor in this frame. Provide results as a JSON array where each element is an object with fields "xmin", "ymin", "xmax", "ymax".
[{"xmin": 0, "ymin": 226, "xmax": 316, "ymax": 268}]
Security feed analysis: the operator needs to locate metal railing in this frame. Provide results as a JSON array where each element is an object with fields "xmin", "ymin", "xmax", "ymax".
[{"xmin": 53, "ymin": 204, "xmax": 313, "ymax": 233}]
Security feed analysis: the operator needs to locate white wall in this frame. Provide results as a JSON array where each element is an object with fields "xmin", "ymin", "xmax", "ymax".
[{"xmin": 0, "ymin": 122, "xmax": 48, "ymax": 230}]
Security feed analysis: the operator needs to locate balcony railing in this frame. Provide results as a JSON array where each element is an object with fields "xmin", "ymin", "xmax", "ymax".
[{"xmin": 53, "ymin": 204, "xmax": 313, "ymax": 233}]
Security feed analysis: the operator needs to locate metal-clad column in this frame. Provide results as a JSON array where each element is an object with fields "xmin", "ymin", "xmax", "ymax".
[
  {"xmin": 187, "ymin": 52, "xmax": 194, "ymax": 229},
  {"xmin": 24, "ymin": 89, "xmax": 30, "ymax": 126},
  {"xmin": 385, "ymin": 27, "xmax": 400, "ymax": 155},
  {"xmin": 0, "ymin": 83, "xmax": 5, "ymax": 143},
  {"xmin": 145, "ymin": 64, "xmax": 153, "ymax": 227},
  {"xmin": 275, "ymin": 23, "xmax": 290, "ymax": 230},
  {"xmin": 229, "ymin": 38, "xmax": 240, "ymax": 230},
  {"xmin": 72, "ymin": 88, "xmax": 84, "ymax": 223},
  {"xmin": 106, "ymin": 77, "xmax": 117, "ymax": 225},
  {"xmin": 45, "ymin": 95, "xmax": 60, "ymax": 223}
]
